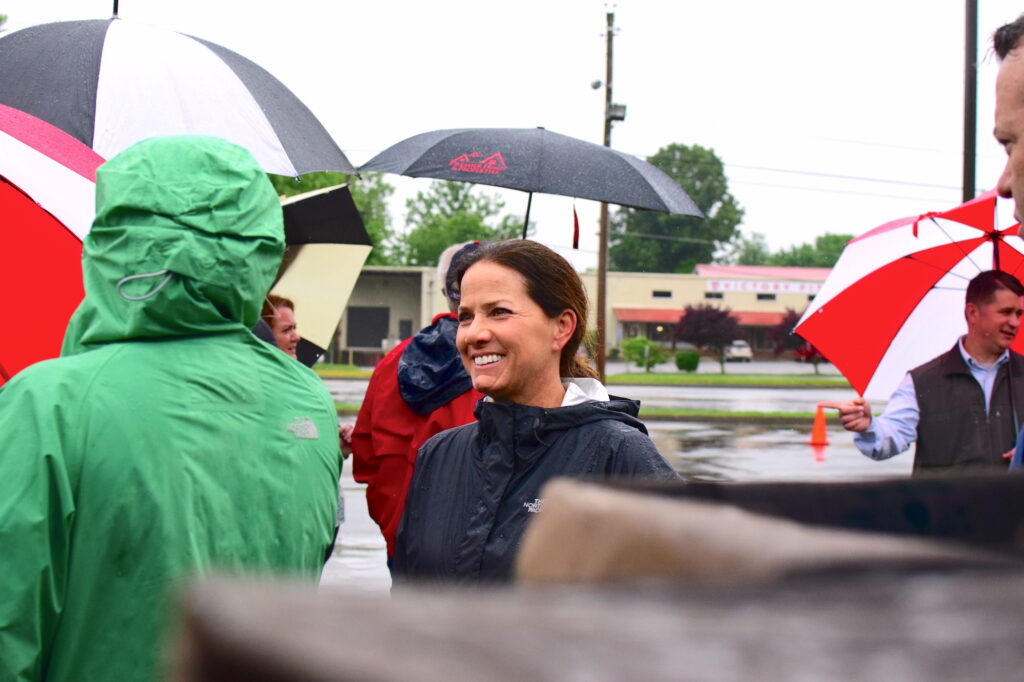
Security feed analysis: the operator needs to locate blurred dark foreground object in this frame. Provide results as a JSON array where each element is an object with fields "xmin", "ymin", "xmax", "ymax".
[
  {"xmin": 597, "ymin": 472, "xmax": 1024, "ymax": 555},
  {"xmin": 515, "ymin": 479, "xmax": 1017, "ymax": 584},
  {"xmin": 175, "ymin": 567, "xmax": 1024, "ymax": 681},
  {"xmin": 172, "ymin": 474, "xmax": 1024, "ymax": 681}
]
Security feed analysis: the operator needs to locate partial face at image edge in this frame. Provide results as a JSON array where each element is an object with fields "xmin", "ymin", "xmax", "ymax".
[{"xmin": 995, "ymin": 43, "xmax": 1024, "ymax": 231}]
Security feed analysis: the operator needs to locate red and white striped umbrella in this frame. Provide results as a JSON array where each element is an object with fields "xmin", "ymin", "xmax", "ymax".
[
  {"xmin": 795, "ymin": 191, "xmax": 1024, "ymax": 401},
  {"xmin": 0, "ymin": 103, "xmax": 104, "ymax": 385}
]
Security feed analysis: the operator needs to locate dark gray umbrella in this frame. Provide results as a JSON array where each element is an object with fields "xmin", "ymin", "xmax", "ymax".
[
  {"xmin": 0, "ymin": 18, "xmax": 356, "ymax": 176},
  {"xmin": 360, "ymin": 127, "xmax": 703, "ymax": 237}
]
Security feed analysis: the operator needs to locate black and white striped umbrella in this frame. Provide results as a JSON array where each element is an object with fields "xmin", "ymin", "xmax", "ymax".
[{"xmin": 0, "ymin": 18, "xmax": 355, "ymax": 176}]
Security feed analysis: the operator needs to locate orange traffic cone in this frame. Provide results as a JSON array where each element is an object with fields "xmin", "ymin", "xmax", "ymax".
[{"xmin": 808, "ymin": 403, "xmax": 829, "ymax": 445}]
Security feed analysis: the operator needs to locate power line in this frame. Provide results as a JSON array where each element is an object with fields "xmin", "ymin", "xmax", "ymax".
[
  {"xmin": 724, "ymin": 162, "xmax": 962, "ymax": 191},
  {"xmin": 608, "ymin": 145, "xmax": 973, "ymax": 194},
  {"xmin": 728, "ymin": 178, "xmax": 962, "ymax": 204}
]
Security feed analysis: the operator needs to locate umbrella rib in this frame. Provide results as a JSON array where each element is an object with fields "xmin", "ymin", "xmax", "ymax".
[
  {"xmin": 926, "ymin": 216, "xmax": 986, "ymax": 274},
  {"xmin": 900, "ymin": 254, "xmax": 974, "ymax": 288}
]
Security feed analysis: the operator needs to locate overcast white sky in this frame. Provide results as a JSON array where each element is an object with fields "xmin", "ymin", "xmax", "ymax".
[{"xmin": 4, "ymin": 0, "xmax": 1024, "ymax": 271}]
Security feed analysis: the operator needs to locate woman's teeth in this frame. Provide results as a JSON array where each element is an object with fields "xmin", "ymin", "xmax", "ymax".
[{"xmin": 474, "ymin": 354, "xmax": 503, "ymax": 366}]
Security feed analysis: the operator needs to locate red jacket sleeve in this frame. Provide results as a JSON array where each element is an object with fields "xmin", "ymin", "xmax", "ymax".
[{"xmin": 351, "ymin": 340, "xmax": 480, "ymax": 555}]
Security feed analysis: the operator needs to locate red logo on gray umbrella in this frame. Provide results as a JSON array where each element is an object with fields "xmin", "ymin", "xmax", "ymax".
[{"xmin": 449, "ymin": 152, "xmax": 507, "ymax": 175}]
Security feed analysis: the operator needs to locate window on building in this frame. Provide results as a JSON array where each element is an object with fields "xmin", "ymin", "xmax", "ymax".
[
  {"xmin": 704, "ymin": 292, "xmax": 723, "ymax": 300},
  {"xmin": 652, "ymin": 290, "xmax": 672, "ymax": 298},
  {"xmin": 757, "ymin": 293, "xmax": 776, "ymax": 301}
]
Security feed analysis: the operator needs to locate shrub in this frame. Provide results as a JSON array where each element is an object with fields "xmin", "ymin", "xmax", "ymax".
[
  {"xmin": 621, "ymin": 337, "xmax": 669, "ymax": 373},
  {"xmin": 675, "ymin": 349, "xmax": 700, "ymax": 372}
]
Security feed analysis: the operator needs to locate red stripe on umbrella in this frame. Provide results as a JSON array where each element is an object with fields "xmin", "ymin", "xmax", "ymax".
[
  {"xmin": 0, "ymin": 104, "xmax": 103, "ymax": 387},
  {"xmin": 852, "ymin": 191, "xmax": 999, "ymax": 244},
  {"xmin": 0, "ymin": 104, "xmax": 100, "ymax": 181},
  {"xmin": 0, "ymin": 180, "xmax": 85, "ymax": 384}
]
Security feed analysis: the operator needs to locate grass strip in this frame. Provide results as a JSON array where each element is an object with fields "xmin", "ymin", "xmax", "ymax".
[
  {"xmin": 316, "ymin": 364, "xmax": 373, "ymax": 379},
  {"xmin": 606, "ymin": 373, "xmax": 849, "ymax": 388}
]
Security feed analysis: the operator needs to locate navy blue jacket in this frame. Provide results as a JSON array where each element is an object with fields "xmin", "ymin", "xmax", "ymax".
[{"xmin": 393, "ymin": 394, "xmax": 678, "ymax": 584}]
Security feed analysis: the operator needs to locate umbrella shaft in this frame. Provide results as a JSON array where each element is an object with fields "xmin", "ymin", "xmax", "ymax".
[{"xmin": 522, "ymin": 192, "xmax": 533, "ymax": 239}]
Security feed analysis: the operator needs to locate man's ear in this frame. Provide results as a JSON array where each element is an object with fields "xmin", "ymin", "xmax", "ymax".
[
  {"xmin": 552, "ymin": 309, "xmax": 577, "ymax": 351},
  {"xmin": 965, "ymin": 301, "xmax": 979, "ymax": 324}
]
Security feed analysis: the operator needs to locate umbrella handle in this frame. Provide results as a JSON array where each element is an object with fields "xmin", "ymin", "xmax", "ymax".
[{"xmin": 522, "ymin": 192, "xmax": 533, "ymax": 239}]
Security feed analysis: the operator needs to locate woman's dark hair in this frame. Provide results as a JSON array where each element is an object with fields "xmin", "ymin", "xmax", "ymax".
[{"xmin": 453, "ymin": 240, "xmax": 598, "ymax": 379}]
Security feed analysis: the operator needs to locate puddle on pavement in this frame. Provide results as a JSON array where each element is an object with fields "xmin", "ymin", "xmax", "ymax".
[{"xmin": 648, "ymin": 421, "xmax": 912, "ymax": 482}]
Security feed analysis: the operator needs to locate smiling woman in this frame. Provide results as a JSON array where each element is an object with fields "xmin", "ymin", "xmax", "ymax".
[{"xmin": 392, "ymin": 240, "xmax": 678, "ymax": 585}]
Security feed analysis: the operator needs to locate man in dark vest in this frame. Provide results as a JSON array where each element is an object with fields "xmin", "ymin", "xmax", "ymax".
[{"xmin": 829, "ymin": 270, "xmax": 1024, "ymax": 474}]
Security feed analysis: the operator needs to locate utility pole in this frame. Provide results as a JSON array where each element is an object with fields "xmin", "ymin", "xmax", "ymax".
[
  {"xmin": 963, "ymin": 0, "xmax": 978, "ymax": 203},
  {"xmin": 596, "ymin": 10, "xmax": 618, "ymax": 381}
]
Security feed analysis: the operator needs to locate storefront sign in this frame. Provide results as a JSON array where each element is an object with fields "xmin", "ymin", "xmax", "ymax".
[{"xmin": 706, "ymin": 279, "xmax": 821, "ymax": 294}]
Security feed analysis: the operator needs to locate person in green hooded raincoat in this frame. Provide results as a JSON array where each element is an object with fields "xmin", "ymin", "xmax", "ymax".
[{"xmin": 0, "ymin": 136, "xmax": 342, "ymax": 681}]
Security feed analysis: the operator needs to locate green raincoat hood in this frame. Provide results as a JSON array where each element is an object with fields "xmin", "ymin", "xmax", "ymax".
[{"xmin": 62, "ymin": 135, "xmax": 284, "ymax": 355}]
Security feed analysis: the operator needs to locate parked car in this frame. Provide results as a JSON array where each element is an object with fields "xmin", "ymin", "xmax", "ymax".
[{"xmin": 724, "ymin": 339, "xmax": 753, "ymax": 362}]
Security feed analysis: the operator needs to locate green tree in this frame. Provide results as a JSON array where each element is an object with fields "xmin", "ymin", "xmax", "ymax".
[
  {"xmin": 397, "ymin": 181, "xmax": 524, "ymax": 266},
  {"xmin": 268, "ymin": 171, "xmax": 397, "ymax": 265},
  {"xmin": 768, "ymin": 233, "xmax": 852, "ymax": 268},
  {"xmin": 620, "ymin": 336, "xmax": 668, "ymax": 373},
  {"xmin": 724, "ymin": 231, "xmax": 771, "ymax": 265},
  {"xmin": 674, "ymin": 304, "xmax": 741, "ymax": 374},
  {"xmin": 609, "ymin": 143, "xmax": 743, "ymax": 273}
]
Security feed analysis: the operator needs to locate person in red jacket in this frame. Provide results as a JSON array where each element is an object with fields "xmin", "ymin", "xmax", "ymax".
[{"xmin": 350, "ymin": 242, "xmax": 484, "ymax": 561}]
